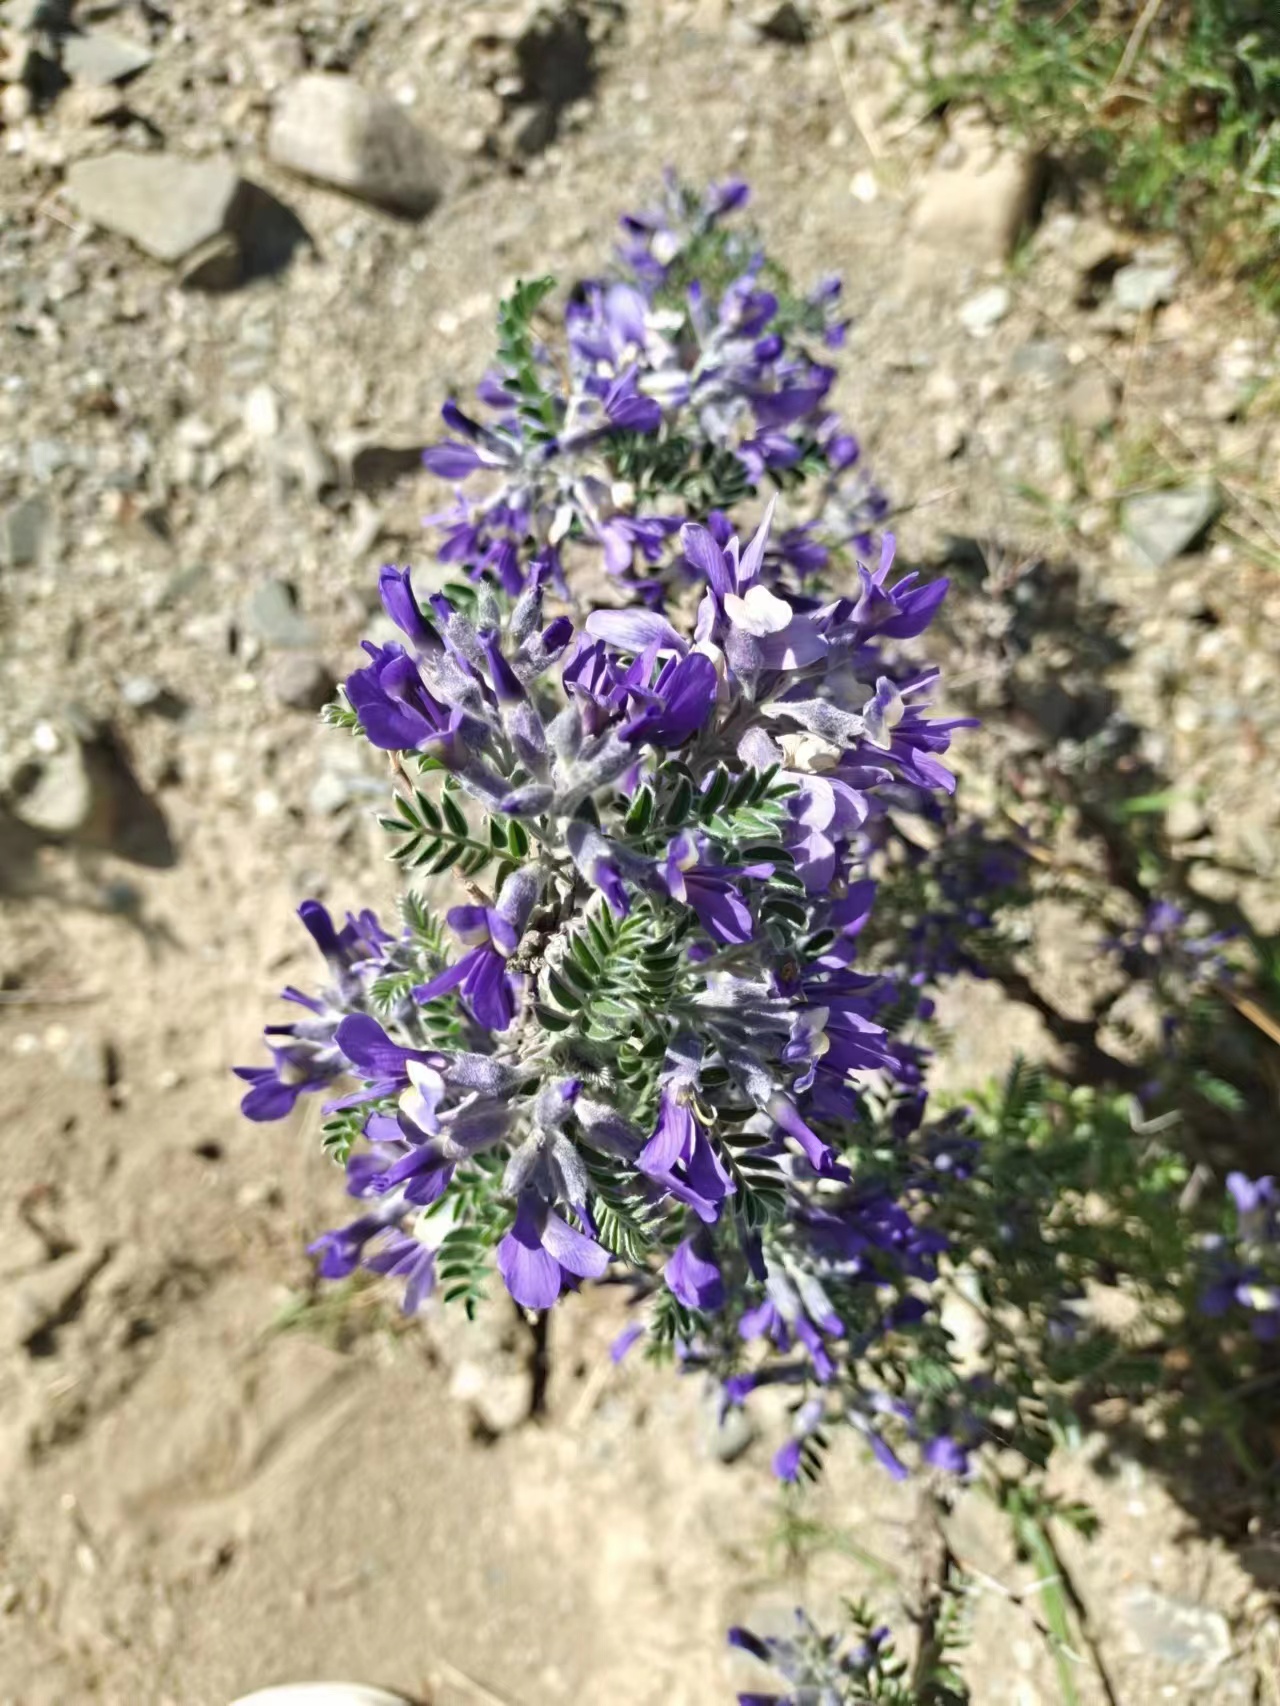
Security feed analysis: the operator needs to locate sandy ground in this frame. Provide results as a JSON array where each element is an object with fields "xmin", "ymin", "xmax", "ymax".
[{"xmin": 2, "ymin": 2, "xmax": 1278, "ymax": 1701}]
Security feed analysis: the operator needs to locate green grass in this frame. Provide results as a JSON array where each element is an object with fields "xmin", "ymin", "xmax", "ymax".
[{"xmin": 924, "ymin": 0, "xmax": 1280, "ymax": 307}]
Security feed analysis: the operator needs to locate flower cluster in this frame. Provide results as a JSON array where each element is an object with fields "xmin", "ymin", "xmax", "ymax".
[
  {"xmin": 1200, "ymin": 1172, "xmax": 1280, "ymax": 1340},
  {"xmin": 728, "ymin": 1611, "xmax": 892, "ymax": 1706},
  {"xmin": 421, "ymin": 175, "xmax": 886, "ymax": 608},
  {"xmin": 238, "ymin": 182, "xmax": 980, "ymax": 1490}
]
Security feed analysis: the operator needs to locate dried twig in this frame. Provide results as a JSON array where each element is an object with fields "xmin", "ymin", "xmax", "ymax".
[
  {"xmin": 1106, "ymin": 0, "xmax": 1168, "ymax": 96},
  {"xmin": 433, "ymin": 1656, "xmax": 522, "ymax": 1706}
]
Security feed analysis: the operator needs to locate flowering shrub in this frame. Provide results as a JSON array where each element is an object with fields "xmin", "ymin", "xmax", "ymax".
[{"xmin": 236, "ymin": 180, "xmax": 1279, "ymax": 1701}]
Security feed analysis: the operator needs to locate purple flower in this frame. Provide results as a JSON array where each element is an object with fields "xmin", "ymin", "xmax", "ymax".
[
  {"xmin": 619, "ymin": 652, "xmax": 720, "ymax": 749},
  {"xmin": 565, "ymin": 821, "xmax": 631, "ymax": 917},
  {"xmin": 307, "ymin": 1197, "xmax": 404, "ymax": 1280},
  {"xmin": 422, "ymin": 398, "xmax": 517, "ymax": 478},
  {"xmin": 365, "ymin": 1231, "xmax": 438, "ymax": 1315},
  {"xmin": 662, "ymin": 832, "xmax": 772, "ymax": 944},
  {"xmin": 378, "ymin": 565, "xmax": 440, "ymax": 653},
  {"xmin": 330, "ymin": 1012, "xmax": 442, "ymax": 1103},
  {"xmin": 234, "ymin": 900, "xmax": 398, "ymax": 1120},
  {"xmin": 638, "ymin": 1048, "xmax": 735, "ymax": 1224},
  {"xmin": 497, "ymin": 1192, "xmax": 609, "ymax": 1310},
  {"xmin": 412, "ymin": 868, "xmax": 540, "ymax": 1032},
  {"xmin": 923, "ymin": 1434, "xmax": 971, "ymax": 1476},
  {"xmin": 344, "ymin": 642, "xmax": 458, "ymax": 755},
  {"xmin": 666, "ymin": 1234, "xmax": 724, "ymax": 1311},
  {"xmin": 234, "ymin": 1047, "xmax": 333, "ymax": 1121}
]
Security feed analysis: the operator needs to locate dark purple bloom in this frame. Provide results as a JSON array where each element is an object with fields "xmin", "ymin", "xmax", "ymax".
[
  {"xmin": 378, "ymin": 565, "xmax": 440, "ymax": 653},
  {"xmin": 344, "ymin": 642, "xmax": 458, "ymax": 755},
  {"xmin": 234, "ymin": 1048, "xmax": 332, "ymax": 1121},
  {"xmin": 638, "ymin": 1051, "xmax": 735, "ymax": 1224},
  {"xmin": 412, "ymin": 868, "xmax": 539, "ymax": 1033},
  {"xmin": 619, "ymin": 652, "xmax": 719, "ymax": 750},
  {"xmin": 662, "ymin": 832, "xmax": 772, "ymax": 944}
]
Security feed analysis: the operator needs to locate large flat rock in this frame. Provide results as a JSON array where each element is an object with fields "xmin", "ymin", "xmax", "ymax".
[
  {"xmin": 267, "ymin": 74, "xmax": 448, "ymax": 216},
  {"xmin": 65, "ymin": 151, "xmax": 249, "ymax": 264}
]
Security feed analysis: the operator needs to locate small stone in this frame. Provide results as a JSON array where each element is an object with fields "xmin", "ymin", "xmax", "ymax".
[
  {"xmin": 119, "ymin": 675, "xmax": 162, "ymax": 710},
  {"xmin": 958, "ymin": 284, "xmax": 1011, "ymax": 336},
  {"xmin": 345, "ymin": 495, "xmax": 384, "ymax": 558},
  {"xmin": 934, "ymin": 416, "xmax": 966, "ymax": 460},
  {"xmin": 270, "ymin": 421, "xmax": 335, "ymax": 499},
  {"xmin": 8, "ymin": 737, "xmax": 92, "ymax": 837},
  {"xmin": 703, "ymin": 1398, "xmax": 757, "ymax": 1464},
  {"xmin": 1112, "ymin": 261, "xmax": 1179, "ymax": 314},
  {"xmin": 65, "ymin": 151, "xmax": 250, "ymax": 266},
  {"xmin": 61, "ymin": 28, "xmax": 152, "ymax": 87},
  {"xmin": 1010, "ymin": 339, "xmax": 1068, "ymax": 385},
  {"xmin": 307, "ymin": 768, "xmax": 356, "ymax": 816},
  {"xmin": 1071, "ymin": 222, "xmax": 1131, "ymax": 303},
  {"xmin": 910, "ymin": 108, "xmax": 1041, "ymax": 268},
  {"xmin": 448, "ymin": 1357, "xmax": 530, "ymax": 1435},
  {"xmin": 268, "ymin": 73, "xmax": 449, "ymax": 215},
  {"xmin": 1122, "ymin": 1586, "xmax": 1230, "ymax": 1668},
  {"xmin": 1, "ymin": 81, "xmax": 32, "ymax": 124},
  {"xmin": 752, "ymin": 0, "xmax": 810, "ymax": 43},
  {"xmin": 3, "ymin": 494, "xmax": 50, "ymax": 568},
  {"xmin": 1165, "ymin": 796, "xmax": 1208, "ymax": 842},
  {"xmin": 245, "ymin": 580, "xmax": 316, "ymax": 649},
  {"xmin": 1122, "ymin": 480, "xmax": 1221, "ymax": 568},
  {"xmin": 1064, "ymin": 368, "xmax": 1117, "ymax": 432},
  {"xmin": 268, "ymin": 652, "xmax": 335, "ymax": 712},
  {"xmin": 243, "ymin": 384, "xmax": 282, "ymax": 442}
]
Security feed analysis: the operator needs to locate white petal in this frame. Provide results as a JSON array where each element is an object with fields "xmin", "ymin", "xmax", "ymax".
[{"xmin": 723, "ymin": 584, "xmax": 793, "ymax": 636}]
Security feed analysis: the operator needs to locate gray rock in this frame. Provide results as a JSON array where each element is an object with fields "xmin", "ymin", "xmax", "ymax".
[
  {"xmin": 910, "ymin": 109, "xmax": 1041, "ymax": 267},
  {"xmin": 703, "ymin": 1400, "xmax": 757, "ymax": 1465},
  {"xmin": 308, "ymin": 767, "xmax": 358, "ymax": 816},
  {"xmin": 268, "ymin": 652, "xmax": 335, "ymax": 712},
  {"xmin": 267, "ymin": 74, "xmax": 448, "ymax": 216},
  {"xmin": 245, "ymin": 580, "xmax": 316, "ymax": 649},
  {"xmin": 958, "ymin": 284, "xmax": 1011, "ymax": 336},
  {"xmin": 1010, "ymin": 339, "xmax": 1068, "ymax": 385},
  {"xmin": 1064, "ymin": 368, "xmax": 1117, "ymax": 432},
  {"xmin": 65, "ymin": 151, "xmax": 250, "ymax": 265},
  {"xmin": 1112, "ymin": 261, "xmax": 1179, "ymax": 314},
  {"xmin": 1123, "ymin": 480, "xmax": 1221, "ymax": 567},
  {"xmin": 1165, "ymin": 796, "xmax": 1208, "ymax": 842},
  {"xmin": 270, "ymin": 421, "xmax": 335, "ymax": 499},
  {"xmin": 1122, "ymin": 1586, "xmax": 1230, "ymax": 1668},
  {"xmin": 61, "ymin": 28, "xmax": 152, "ymax": 87},
  {"xmin": 934, "ymin": 415, "xmax": 966, "ymax": 461},
  {"xmin": 3, "ymin": 494, "xmax": 51, "ymax": 568},
  {"xmin": 9, "ymin": 737, "xmax": 93, "ymax": 836}
]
